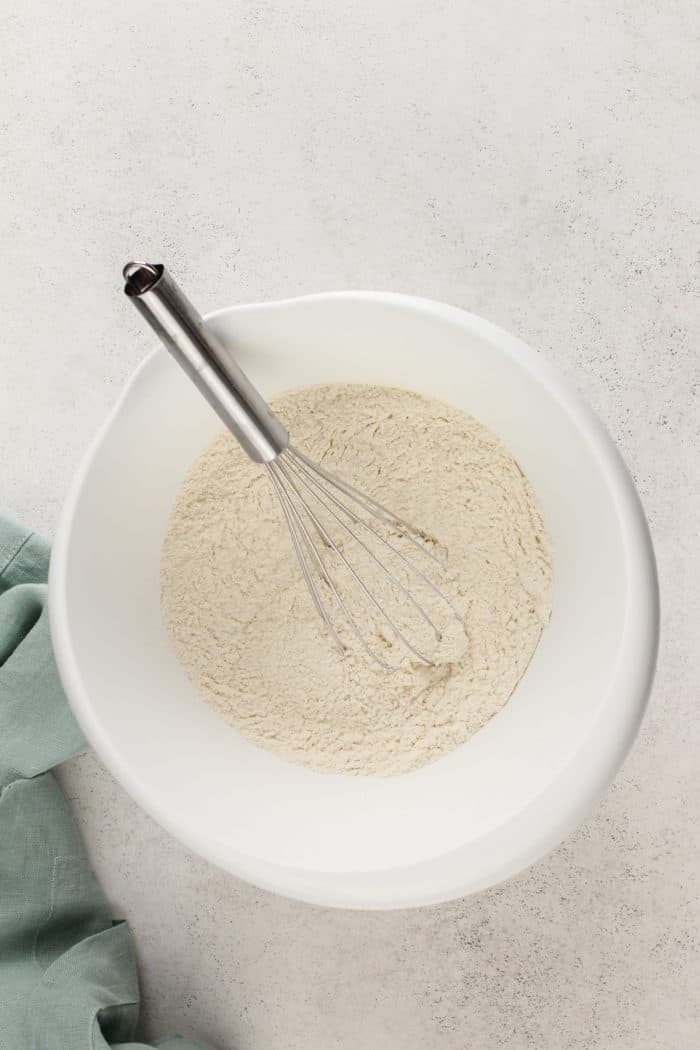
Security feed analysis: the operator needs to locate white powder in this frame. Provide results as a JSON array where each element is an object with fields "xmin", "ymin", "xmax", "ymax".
[{"xmin": 161, "ymin": 384, "xmax": 552, "ymax": 776}]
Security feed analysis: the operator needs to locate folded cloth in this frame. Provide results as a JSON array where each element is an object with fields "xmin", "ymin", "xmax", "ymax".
[{"xmin": 0, "ymin": 518, "xmax": 212, "ymax": 1050}]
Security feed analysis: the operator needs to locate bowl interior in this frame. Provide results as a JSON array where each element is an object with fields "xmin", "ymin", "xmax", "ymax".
[{"xmin": 52, "ymin": 293, "xmax": 656, "ymax": 905}]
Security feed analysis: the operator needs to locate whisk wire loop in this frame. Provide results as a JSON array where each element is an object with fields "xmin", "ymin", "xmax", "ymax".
[
  {"xmin": 269, "ymin": 455, "xmax": 435, "ymax": 669},
  {"xmin": 264, "ymin": 448, "xmax": 465, "ymax": 670}
]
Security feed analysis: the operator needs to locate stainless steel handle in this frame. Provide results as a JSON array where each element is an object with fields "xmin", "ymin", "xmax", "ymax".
[{"xmin": 123, "ymin": 262, "xmax": 289, "ymax": 463}]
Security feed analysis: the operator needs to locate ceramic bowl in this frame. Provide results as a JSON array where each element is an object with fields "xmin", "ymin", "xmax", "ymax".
[{"xmin": 50, "ymin": 292, "xmax": 659, "ymax": 908}]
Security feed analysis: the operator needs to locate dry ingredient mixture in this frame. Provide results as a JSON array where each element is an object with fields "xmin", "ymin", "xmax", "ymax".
[{"xmin": 161, "ymin": 384, "xmax": 552, "ymax": 775}]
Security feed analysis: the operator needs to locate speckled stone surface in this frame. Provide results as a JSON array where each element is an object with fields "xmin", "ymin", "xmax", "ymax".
[{"xmin": 3, "ymin": 1, "xmax": 698, "ymax": 1047}]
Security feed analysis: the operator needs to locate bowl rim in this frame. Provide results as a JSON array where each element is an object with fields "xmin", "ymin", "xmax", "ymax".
[{"xmin": 49, "ymin": 291, "xmax": 659, "ymax": 908}]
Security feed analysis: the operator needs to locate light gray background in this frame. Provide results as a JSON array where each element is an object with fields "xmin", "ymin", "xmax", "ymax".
[{"xmin": 2, "ymin": 1, "xmax": 698, "ymax": 1047}]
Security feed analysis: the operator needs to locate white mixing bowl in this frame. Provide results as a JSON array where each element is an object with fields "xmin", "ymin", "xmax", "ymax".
[{"xmin": 50, "ymin": 292, "xmax": 659, "ymax": 909}]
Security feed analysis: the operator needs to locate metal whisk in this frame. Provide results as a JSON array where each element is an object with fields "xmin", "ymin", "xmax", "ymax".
[{"xmin": 123, "ymin": 262, "xmax": 461, "ymax": 671}]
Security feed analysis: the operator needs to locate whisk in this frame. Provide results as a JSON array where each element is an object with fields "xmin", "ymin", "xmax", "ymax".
[{"xmin": 123, "ymin": 262, "xmax": 461, "ymax": 671}]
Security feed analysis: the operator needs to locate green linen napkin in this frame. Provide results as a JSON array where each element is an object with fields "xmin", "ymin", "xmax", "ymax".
[{"xmin": 0, "ymin": 517, "xmax": 212, "ymax": 1050}]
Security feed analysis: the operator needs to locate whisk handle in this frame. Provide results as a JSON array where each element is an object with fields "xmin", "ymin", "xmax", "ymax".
[{"xmin": 123, "ymin": 262, "xmax": 289, "ymax": 463}]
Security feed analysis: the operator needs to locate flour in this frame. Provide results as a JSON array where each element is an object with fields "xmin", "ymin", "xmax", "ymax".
[{"xmin": 161, "ymin": 384, "xmax": 552, "ymax": 776}]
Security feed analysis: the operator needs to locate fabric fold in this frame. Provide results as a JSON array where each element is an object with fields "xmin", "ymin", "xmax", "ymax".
[{"xmin": 0, "ymin": 517, "xmax": 213, "ymax": 1050}]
